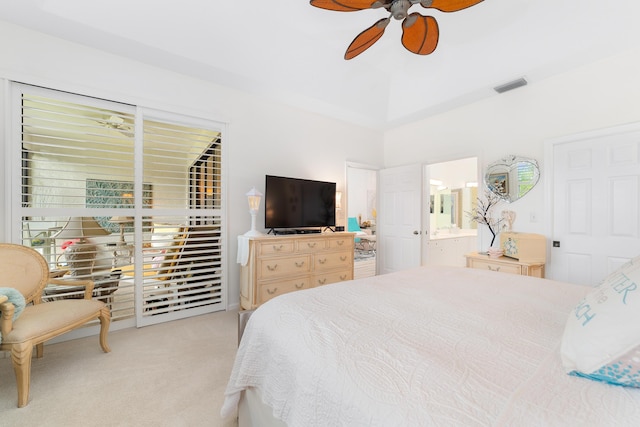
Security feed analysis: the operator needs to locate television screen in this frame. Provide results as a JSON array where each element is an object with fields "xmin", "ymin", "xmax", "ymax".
[{"xmin": 265, "ymin": 175, "xmax": 336, "ymax": 231}]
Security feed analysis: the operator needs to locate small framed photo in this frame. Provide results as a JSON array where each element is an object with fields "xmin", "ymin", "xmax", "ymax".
[{"xmin": 488, "ymin": 173, "xmax": 509, "ymax": 196}]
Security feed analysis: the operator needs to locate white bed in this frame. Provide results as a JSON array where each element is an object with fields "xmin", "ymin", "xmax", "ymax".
[{"xmin": 221, "ymin": 265, "xmax": 640, "ymax": 426}]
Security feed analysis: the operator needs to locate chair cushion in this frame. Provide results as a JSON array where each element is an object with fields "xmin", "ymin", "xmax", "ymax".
[{"xmin": 1, "ymin": 299, "xmax": 105, "ymax": 345}]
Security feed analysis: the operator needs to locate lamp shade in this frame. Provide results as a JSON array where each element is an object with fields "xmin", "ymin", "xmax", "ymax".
[
  {"xmin": 53, "ymin": 217, "xmax": 110, "ymax": 240},
  {"xmin": 109, "ymin": 216, "xmax": 133, "ymax": 224}
]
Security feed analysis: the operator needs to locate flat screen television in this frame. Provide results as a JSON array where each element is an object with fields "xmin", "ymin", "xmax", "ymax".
[{"xmin": 265, "ymin": 175, "xmax": 336, "ymax": 232}]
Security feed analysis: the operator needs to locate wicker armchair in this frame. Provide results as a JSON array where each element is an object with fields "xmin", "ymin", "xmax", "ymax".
[{"xmin": 0, "ymin": 243, "xmax": 111, "ymax": 407}]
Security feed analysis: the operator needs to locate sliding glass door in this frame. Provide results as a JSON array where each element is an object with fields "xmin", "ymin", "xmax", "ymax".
[{"xmin": 11, "ymin": 84, "xmax": 226, "ymax": 329}]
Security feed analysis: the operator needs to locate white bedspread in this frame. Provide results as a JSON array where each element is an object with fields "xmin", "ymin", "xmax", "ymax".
[{"xmin": 222, "ymin": 266, "xmax": 640, "ymax": 426}]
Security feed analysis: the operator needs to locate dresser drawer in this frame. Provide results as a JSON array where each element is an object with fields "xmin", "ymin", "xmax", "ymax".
[
  {"xmin": 327, "ymin": 236, "xmax": 354, "ymax": 251},
  {"xmin": 297, "ymin": 238, "xmax": 327, "ymax": 253},
  {"xmin": 257, "ymin": 241, "xmax": 295, "ymax": 256},
  {"xmin": 258, "ymin": 255, "xmax": 311, "ymax": 279},
  {"xmin": 258, "ymin": 277, "xmax": 312, "ymax": 305},
  {"xmin": 469, "ymin": 259, "xmax": 522, "ymax": 275},
  {"xmin": 314, "ymin": 251, "xmax": 352, "ymax": 271},
  {"xmin": 313, "ymin": 270, "xmax": 352, "ymax": 287}
]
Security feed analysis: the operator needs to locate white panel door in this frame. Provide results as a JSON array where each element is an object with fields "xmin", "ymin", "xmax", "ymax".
[
  {"xmin": 378, "ymin": 164, "xmax": 422, "ymax": 274},
  {"xmin": 552, "ymin": 124, "xmax": 640, "ymax": 286}
]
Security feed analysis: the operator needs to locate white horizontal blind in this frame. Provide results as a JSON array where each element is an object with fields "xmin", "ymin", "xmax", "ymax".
[
  {"xmin": 139, "ymin": 118, "xmax": 224, "ymax": 322},
  {"xmin": 14, "ymin": 85, "xmax": 226, "ymax": 328},
  {"xmin": 517, "ymin": 162, "xmax": 537, "ymax": 198},
  {"xmin": 19, "ymin": 90, "xmax": 137, "ymax": 322}
]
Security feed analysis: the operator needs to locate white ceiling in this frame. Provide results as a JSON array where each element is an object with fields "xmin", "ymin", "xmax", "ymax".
[{"xmin": 3, "ymin": 0, "xmax": 640, "ymax": 130}]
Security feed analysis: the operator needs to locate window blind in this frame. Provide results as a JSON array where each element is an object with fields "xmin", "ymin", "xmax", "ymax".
[{"xmin": 15, "ymin": 85, "xmax": 226, "ymax": 327}]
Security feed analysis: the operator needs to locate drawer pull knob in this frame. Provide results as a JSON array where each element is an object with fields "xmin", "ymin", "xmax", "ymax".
[
  {"xmin": 340, "ymin": 275, "xmax": 347, "ymax": 280},
  {"xmin": 318, "ymin": 279, "xmax": 327, "ymax": 285},
  {"xmin": 295, "ymin": 261, "xmax": 305, "ymax": 267},
  {"xmin": 267, "ymin": 264, "xmax": 278, "ymax": 271},
  {"xmin": 337, "ymin": 241, "xmax": 344, "ymax": 246},
  {"xmin": 295, "ymin": 283, "xmax": 304, "ymax": 289},
  {"xmin": 272, "ymin": 245, "xmax": 283, "ymax": 251},
  {"xmin": 266, "ymin": 287, "xmax": 278, "ymax": 295},
  {"xmin": 488, "ymin": 265, "xmax": 500, "ymax": 272},
  {"xmin": 318, "ymin": 258, "xmax": 327, "ymax": 264},
  {"xmin": 340, "ymin": 256, "xmax": 347, "ymax": 261},
  {"xmin": 307, "ymin": 242, "xmax": 317, "ymax": 248}
]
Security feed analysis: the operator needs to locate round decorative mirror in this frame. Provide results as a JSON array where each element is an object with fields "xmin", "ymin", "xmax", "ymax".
[{"xmin": 484, "ymin": 155, "xmax": 540, "ymax": 202}]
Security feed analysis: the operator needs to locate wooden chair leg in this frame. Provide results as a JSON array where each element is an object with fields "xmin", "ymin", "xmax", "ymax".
[
  {"xmin": 11, "ymin": 341, "xmax": 34, "ymax": 408},
  {"xmin": 98, "ymin": 306, "xmax": 112, "ymax": 353},
  {"xmin": 36, "ymin": 343, "xmax": 44, "ymax": 358}
]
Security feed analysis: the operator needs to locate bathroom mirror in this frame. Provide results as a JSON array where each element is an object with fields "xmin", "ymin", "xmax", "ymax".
[{"xmin": 484, "ymin": 155, "xmax": 539, "ymax": 202}]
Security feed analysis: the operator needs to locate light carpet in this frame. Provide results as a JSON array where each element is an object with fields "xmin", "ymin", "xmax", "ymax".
[{"xmin": 0, "ymin": 309, "xmax": 239, "ymax": 427}]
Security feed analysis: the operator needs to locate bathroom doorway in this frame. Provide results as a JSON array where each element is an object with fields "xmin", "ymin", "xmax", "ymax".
[{"xmin": 424, "ymin": 157, "xmax": 478, "ymax": 266}]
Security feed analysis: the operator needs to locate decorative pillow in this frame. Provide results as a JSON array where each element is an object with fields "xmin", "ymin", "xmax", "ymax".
[
  {"xmin": 0, "ymin": 287, "xmax": 26, "ymax": 343},
  {"xmin": 561, "ymin": 255, "xmax": 640, "ymax": 387}
]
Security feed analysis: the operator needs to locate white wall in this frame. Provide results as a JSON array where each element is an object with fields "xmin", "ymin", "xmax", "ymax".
[
  {"xmin": 384, "ymin": 48, "xmax": 640, "ymax": 246},
  {"xmin": 0, "ymin": 21, "xmax": 384, "ymax": 309},
  {"xmin": 347, "ymin": 167, "xmax": 377, "ymax": 223}
]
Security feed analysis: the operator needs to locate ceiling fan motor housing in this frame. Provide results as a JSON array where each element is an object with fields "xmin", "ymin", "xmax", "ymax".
[{"xmin": 390, "ymin": 0, "xmax": 412, "ymax": 20}]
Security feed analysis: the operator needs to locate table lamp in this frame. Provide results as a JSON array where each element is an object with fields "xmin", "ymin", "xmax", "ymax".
[
  {"xmin": 244, "ymin": 187, "xmax": 263, "ymax": 237},
  {"xmin": 110, "ymin": 216, "xmax": 133, "ymax": 244},
  {"xmin": 53, "ymin": 217, "xmax": 110, "ymax": 276}
]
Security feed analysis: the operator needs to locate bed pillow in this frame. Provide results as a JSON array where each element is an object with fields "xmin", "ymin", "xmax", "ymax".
[{"xmin": 560, "ymin": 255, "xmax": 640, "ymax": 387}]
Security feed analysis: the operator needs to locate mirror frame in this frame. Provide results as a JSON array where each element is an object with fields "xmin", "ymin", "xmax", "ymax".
[{"xmin": 484, "ymin": 155, "xmax": 540, "ymax": 203}]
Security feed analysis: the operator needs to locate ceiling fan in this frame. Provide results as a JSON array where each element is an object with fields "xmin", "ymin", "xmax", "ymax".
[{"xmin": 310, "ymin": 0, "xmax": 484, "ymax": 60}]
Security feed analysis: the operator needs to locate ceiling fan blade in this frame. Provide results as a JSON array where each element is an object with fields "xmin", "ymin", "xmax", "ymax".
[
  {"xmin": 310, "ymin": 0, "xmax": 379, "ymax": 12},
  {"xmin": 345, "ymin": 18, "xmax": 390, "ymax": 60},
  {"xmin": 401, "ymin": 13, "xmax": 439, "ymax": 55},
  {"xmin": 421, "ymin": 0, "xmax": 483, "ymax": 13}
]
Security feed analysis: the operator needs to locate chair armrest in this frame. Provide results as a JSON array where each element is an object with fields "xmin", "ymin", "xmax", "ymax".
[
  {"xmin": 0, "ymin": 299, "xmax": 15, "ymax": 338},
  {"xmin": 48, "ymin": 278, "xmax": 95, "ymax": 300}
]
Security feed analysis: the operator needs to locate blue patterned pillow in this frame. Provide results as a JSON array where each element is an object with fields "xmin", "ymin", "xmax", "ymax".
[
  {"xmin": 561, "ymin": 255, "xmax": 640, "ymax": 387},
  {"xmin": 0, "ymin": 287, "xmax": 26, "ymax": 343},
  {"xmin": 0, "ymin": 287, "xmax": 25, "ymax": 319}
]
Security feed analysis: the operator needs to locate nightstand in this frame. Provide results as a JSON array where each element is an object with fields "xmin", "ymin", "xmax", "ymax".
[{"xmin": 465, "ymin": 252, "xmax": 545, "ymax": 278}]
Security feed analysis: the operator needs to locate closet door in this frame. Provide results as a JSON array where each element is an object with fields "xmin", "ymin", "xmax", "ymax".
[{"xmin": 550, "ymin": 123, "xmax": 640, "ymax": 285}]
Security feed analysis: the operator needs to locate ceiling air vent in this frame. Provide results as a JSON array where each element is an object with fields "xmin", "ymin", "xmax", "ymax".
[{"xmin": 494, "ymin": 77, "xmax": 528, "ymax": 94}]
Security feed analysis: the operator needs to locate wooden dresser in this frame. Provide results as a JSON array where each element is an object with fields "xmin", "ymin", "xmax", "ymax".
[
  {"xmin": 240, "ymin": 233, "xmax": 355, "ymax": 310},
  {"xmin": 465, "ymin": 251, "xmax": 545, "ymax": 278}
]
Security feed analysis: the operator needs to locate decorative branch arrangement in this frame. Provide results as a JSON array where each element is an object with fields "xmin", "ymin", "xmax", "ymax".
[{"xmin": 466, "ymin": 190, "xmax": 504, "ymax": 248}]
